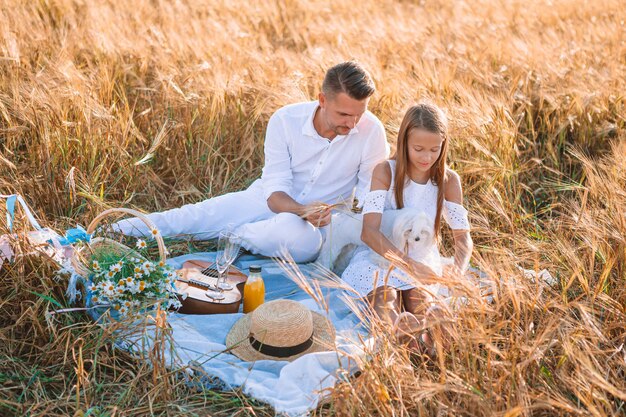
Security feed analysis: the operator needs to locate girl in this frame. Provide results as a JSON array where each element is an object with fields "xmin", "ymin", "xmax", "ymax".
[{"xmin": 341, "ymin": 103, "xmax": 472, "ymax": 352}]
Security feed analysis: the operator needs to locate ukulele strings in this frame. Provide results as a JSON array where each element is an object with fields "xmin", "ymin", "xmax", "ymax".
[{"xmin": 200, "ymin": 265, "xmax": 219, "ymax": 277}]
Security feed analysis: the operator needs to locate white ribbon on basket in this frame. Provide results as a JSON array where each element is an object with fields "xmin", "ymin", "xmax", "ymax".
[
  {"xmin": 1, "ymin": 194, "xmax": 39, "ymax": 268},
  {"xmin": 2, "ymin": 193, "xmax": 43, "ymax": 231}
]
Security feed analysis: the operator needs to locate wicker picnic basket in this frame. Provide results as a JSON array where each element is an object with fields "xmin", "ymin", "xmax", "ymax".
[
  {"xmin": 70, "ymin": 207, "xmax": 247, "ymax": 317},
  {"xmin": 69, "ymin": 208, "xmax": 171, "ymax": 321},
  {"xmin": 70, "ymin": 208, "xmax": 167, "ymax": 277}
]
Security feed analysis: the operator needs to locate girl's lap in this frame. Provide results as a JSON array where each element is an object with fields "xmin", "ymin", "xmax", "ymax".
[{"xmin": 340, "ymin": 249, "xmax": 417, "ymax": 298}]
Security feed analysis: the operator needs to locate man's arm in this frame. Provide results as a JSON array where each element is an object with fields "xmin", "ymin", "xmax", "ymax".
[
  {"xmin": 267, "ymin": 192, "xmax": 331, "ymax": 227},
  {"xmin": 261, "ymin": 113, "xmax": 294, "ymax": 201},
  {"xmin": 261, "ymin": 112, "xmax": 330, "ymax": 226},
  {"xmin": 267, "ymin": 191, "xmax": 305, "ymax": 216},
  {"xmin": 354, "ymin": 119, "xmax": 390, "ymax": 207}
]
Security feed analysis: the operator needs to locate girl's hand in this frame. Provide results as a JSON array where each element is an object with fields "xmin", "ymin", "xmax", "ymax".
[
  {"xmin": 405, "ymin": 259, "xmax": 440, "ymax": 284},
  {"xmin": 443, "ymin": 263, "xmax": 464, "ymax": 279}
]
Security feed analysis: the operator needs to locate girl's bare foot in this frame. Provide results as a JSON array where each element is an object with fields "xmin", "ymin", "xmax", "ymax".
[
  {"xmin": 423, "ymin": 304, "xmax": 452, "ymax": 355},
  {"xmin": 392, "ymin": 312, "xmax": 435, "ymax": 356}
]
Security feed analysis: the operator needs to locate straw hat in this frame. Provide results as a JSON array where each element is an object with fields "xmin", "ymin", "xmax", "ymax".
[{"xmin": 226, "ymin": 299, "xmax": 336, "ymax": 362}]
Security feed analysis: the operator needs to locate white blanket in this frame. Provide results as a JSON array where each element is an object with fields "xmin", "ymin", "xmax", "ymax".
[{"xmin": 116, "ymin": 253, "xmax": 370, "ymax": 417}]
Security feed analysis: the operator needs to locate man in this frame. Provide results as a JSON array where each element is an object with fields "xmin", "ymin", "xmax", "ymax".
[{"xmin": 115, "ymin": 61, "xmax": 389, "ymax": 262}]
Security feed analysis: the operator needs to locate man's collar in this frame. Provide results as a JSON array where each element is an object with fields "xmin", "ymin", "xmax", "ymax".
[
  {"xmin": 301, "ymin": 102, "xmax": 319, "ymax": 137},
  {"xmin": 302, "ymin": 101, "xmax": 360, "ymax": 138}
]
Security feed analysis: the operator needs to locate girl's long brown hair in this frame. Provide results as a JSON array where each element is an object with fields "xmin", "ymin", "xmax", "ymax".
[{"xmin": 392, "ymin": 103, "xmax": 449, "ymax": 240}]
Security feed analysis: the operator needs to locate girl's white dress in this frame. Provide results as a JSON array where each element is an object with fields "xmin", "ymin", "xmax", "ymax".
[{"xmin": 340, "ymin": 160, "xmax": 470, "ymax": 298}]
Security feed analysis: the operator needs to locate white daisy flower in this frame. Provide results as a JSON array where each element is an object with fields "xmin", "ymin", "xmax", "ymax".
[
  {"xmin": 103, "ymin": 281, "xmax": 116, "ymax": 296},
  {"xmin": 109, "ymin": 262, "xmax": 123, "ymax": 273},
  {"xmin": 136, "ymin": 239, "xmax": 147, "ymax": 249}
]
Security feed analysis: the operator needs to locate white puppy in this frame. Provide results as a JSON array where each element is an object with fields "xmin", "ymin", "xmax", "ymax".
[{"xmin": 317, "ymin": 208, "xmax": 445, "ymax": 275}]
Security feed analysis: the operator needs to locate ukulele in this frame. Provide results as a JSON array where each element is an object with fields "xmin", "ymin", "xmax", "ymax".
[{"xmin": 174, "ymin": 259, "xmax": 248, "ymax": 314}]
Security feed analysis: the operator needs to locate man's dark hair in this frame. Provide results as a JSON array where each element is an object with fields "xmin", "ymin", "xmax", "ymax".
[{"xmin": 322, "ymin": 61, "xmax": 375, "ymax": 100}]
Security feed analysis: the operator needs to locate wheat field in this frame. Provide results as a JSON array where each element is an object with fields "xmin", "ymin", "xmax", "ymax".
[{"xmin": 0, "ymin": 0, "xmax": 625, "ymax": 415}]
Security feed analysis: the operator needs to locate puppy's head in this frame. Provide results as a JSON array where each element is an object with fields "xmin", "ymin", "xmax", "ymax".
[
  {"xmin": 406, "ymin": 213, "xmax": 435, "ymax": 252},
  {"xmin": 391, "ymin": 210, "xmax": 434, "ymax": 252}
]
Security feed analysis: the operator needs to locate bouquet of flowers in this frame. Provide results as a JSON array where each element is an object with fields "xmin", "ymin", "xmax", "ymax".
[
  {"xmin": 86, "ymin": 238, "xmax": 182, "ymax": 318},
  {"xmin": 69, "ymin": 208, "xmax": 182, "ymax": 320}
]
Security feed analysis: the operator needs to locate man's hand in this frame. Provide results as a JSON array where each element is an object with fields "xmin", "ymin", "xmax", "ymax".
[
  {"xmin": 266, "ymin": 192, "xmax": 332, "ymax": 228},
  {"xmin": 302, "ymin": 204, "xmax": 332, "ymax": 228}
]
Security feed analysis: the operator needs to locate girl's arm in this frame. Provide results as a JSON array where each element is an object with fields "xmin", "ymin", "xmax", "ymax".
[
  {"xmin": 451, "ymin": 230, "xmax": 472, "ymax": 271},
  {"xmin": 361, "ymin": 163, "xmax": 439, "ymax": 278},
  {"xmin": 444, "ymin": 170, "xmax": 473, "ymax": 272}
]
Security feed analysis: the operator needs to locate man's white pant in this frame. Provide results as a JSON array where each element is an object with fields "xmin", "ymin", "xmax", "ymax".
[{"xmin": 113, "ymin": 181, "xmax": 323, "ymax": 263}]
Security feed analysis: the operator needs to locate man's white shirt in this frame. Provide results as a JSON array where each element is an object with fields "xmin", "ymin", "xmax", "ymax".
[
  {"xmin": 257, "ymin": 100, "xmax": 389, "ymax": 207},
  {"xmin": 114, "ymin": 100, "xmax": 389, "ymax": 260}
]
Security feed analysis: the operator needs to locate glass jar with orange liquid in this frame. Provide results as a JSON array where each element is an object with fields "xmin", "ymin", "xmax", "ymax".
[{"xmin": 243, "ymin": 265, "xmax": 265, "ymax": 313}]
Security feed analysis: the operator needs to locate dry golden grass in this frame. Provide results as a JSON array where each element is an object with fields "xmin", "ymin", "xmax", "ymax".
[{"xmin": 1, "ymin": 0, "xmax": 625, "ymax": 415}]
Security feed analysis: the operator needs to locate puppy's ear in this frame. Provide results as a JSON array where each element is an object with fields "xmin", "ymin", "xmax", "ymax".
[
  {"xmin": 391, "ymin": 213, "xmax": 411, "ymax": 250},
  {"xmin": 422, "ymin": 229, "xmax": 434, "ymax": 244}
]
